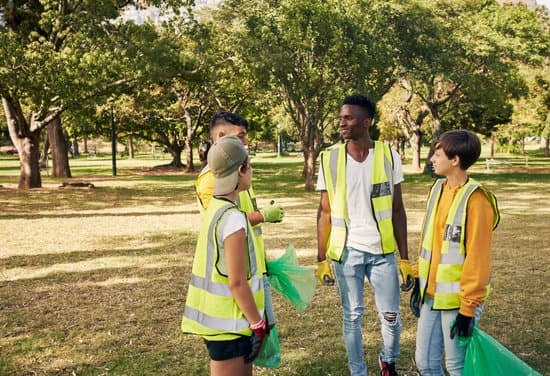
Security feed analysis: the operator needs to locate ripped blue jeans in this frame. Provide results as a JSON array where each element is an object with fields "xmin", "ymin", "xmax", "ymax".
[{"xmin": 332, "ymin": 247, "xmax": 401, "ymax": 376}]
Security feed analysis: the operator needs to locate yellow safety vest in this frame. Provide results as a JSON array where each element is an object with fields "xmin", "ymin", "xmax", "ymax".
[
  {"xmin": 236, "ymin": 186, "xmax": 266, "ymax": 259},
  {"xmin": 418, "ymin": 178, "xmax": 500, "ymax": 310},
  {"xmin": 182, "ymin": 197, "xmax": 266, "ymax": 340},
  {"xmin": 320, "ymin": 141, "xmax": 396, "ymax": 262},
  {"xmin": 195, "ymin": 166, "xmax": 213, "ymax": 212}
]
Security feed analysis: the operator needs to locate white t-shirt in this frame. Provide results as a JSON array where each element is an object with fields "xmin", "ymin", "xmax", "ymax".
[
  {"xmin": 219, "ymin": 208, "xmax": 247, "ymax": 240},
  {"xmin": 316, "ymin": 147, "xmax": 404, "ymax": 254},
  {"xmin": 214, "ymin": 208, "xmax": 248, "ymax": 275}
]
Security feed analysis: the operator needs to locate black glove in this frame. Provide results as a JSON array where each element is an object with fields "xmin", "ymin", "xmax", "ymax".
[
  {"xmin": 245, "ymin": 318, "xmax": 267, "ymax": 363},
  {"xmin": 450, "ymin": 313, "xmax": 474, "ymax": 339},
  {"xmin": 409, "ymin": 278, "xmax": 420, "ymax": 318}
]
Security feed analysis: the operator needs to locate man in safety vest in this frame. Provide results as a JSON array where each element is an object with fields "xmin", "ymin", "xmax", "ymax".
[
  {"xmin": 195, "ymin": 111, "xmax": 284, "ymax": 329},
  {"xmin": 316, "ymin": 93, "xmax": 413, "ymax": 376},
  {"xmin": 196, "ymin": 111, "xmax": 284, "ymax": 227},
  {"xmin": 414, "ymin": 129, "xmax": 499, "ymax": 376}
]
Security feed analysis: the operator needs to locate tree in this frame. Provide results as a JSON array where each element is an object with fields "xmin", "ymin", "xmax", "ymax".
[
  {"xmin": 469, "ymin": 2, "xmax": 549, "ymax": 156},
  {"xmin": 216, "ymin": 0, "xmax": 397, "ymax": 189},
  {"xmin": 109, "ymin": 8, "xmax": 268, "ymax": 172},
  {"xmin": 378, "ymin": 84, "xmax": 431, "ymax": 170},
  {"xmin": 379, "ymin": 0, "xmax": 546, "ymax": 171},
  {"xmin": 504, "ymin": 62, "xmax": 550, "ymax": 155},
  {"xmin": 0, "ymin": 0, "xmax": 193, "ymax": 188}
]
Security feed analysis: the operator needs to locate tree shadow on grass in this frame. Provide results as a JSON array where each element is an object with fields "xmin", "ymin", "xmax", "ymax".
[
  {"xmin": 0, "ymin": 184, "xmax": 198, "ymax": 218},
  {"xmin": 1, "ymin": 209, "xmax": 199, "ymax": 221}
]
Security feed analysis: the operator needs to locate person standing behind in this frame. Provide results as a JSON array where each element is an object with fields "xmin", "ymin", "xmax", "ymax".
[
  {"xmin": 195, "ymin": 111, "xmax": 283, "ymax": 329},
  {"xmin": 198, "ymin": 139, "xmax": 211, "ymax": 170},
  {"xmin": 316, "ymin": 93, "xmax": 413, "ymax": 376},
  {"xmin": 414, "ymin": 130, "xmax": 500, "ymax": 376},
  {"xmin": 195, "ymin": 111, "xmax": 284, "ymax": 225},
  {"xmin": 182, "ymin": 135, "xmax": 267, "ymax": 375}
]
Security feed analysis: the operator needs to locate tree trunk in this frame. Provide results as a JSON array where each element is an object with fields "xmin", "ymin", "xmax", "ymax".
[
  {"xmin": 184, "ymin": 137, "xmax": 194, "ymax": 173},
  {"xmin": 303, "ymin": 145, "xmax": 317, "ymax": 191},
  {"xmin": 183, "ymin": 107, "xmax": 202, "ymax": 173},
  {"xmin": 540, "ymin": 129, "xmax": 549, "ymax": 157},
  {"xmin": 2, "ymin": 97, "xmax": 42, "ymax": 188},
  {"xmin": 398, "ymin": 139, "xmax": 406, "ymax": 158},
  {"xmin": 46, "ymin": 116, "xmax": 71, "ymax": 178},
  {"xmin": 520, "ymin": 138, "xmax": 525, "ymax": 155},
  {"xmin": 72, "ymin": 141, "xmax": 79, "ymax": 157},
  {"xmin": 490, "ymin": 134, "xmax": 496, "ymax": 158},
  {"xmin": 397, "ymin": 98, "xmax": 429, "ymax": 172},
  {"xmin": 423, "ymin": 107, "xmax": 442, "ymax": 175},
  {"xmin": 301, "ymin": 119, "xmax": 322, "ymax": 191},
  {"xmin": 128, "ymin": 134, "xmax": 134, "ymax": 159},
  {"xmin": 18, "ymin": 133, "xmax": 43, "ymax": 189},
  {"xmin": 169, "ymin": 144, "xmax": 185, "ymax": 168},
  {"xmin": 41, "ymin": 134, "xmax": 50, "ymax": 165},
  {"xmin": 411, "ymin": 131, "xmax": 422, "ymax": 171}
]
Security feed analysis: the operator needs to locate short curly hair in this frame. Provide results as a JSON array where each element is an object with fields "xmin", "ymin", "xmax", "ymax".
[
  {"xmin": 342, "ymin": 93, "xmax": 376, "ymax": 119},
  {"xmin": 209, "ymin": 111, "xmax": 249, "ymax": 131}
]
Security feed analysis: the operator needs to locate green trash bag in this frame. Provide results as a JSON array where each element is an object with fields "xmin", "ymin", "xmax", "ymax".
[
  {"xmin": 253, "ymin": 326, "xmax": 281, "ymax": 368},
  {"xmin": 461, "ymin": 326, "xmax": 542, "ymax": 376},
  {"xmin": 267, "ymin": 245, "xmax": 316, "ymax": 313}
]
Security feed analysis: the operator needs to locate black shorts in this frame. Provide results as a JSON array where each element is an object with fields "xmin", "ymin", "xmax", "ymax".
[{"xmin": 204, "ymin": 336, "xmax": 252, "ymax": 363}]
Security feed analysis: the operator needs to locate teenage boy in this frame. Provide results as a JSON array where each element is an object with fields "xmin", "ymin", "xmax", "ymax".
[{"xmin": 415, "ymin": 130, "xmax": 500, "ymax": 376}]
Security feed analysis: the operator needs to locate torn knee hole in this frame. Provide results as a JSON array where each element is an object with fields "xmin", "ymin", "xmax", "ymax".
[{"xmin": 382, "ymin": 312, "xmax": 398, "ymax": 323}]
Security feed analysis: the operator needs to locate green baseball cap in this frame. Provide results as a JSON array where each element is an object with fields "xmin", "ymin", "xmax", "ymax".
[{"xmin": 207, "ymin": 135, "xmax": 248, "ymax": 196}]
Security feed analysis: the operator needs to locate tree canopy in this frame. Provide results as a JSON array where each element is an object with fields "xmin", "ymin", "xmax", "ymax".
[{"xmin": 1, "ymin": 0, "xmax": 548, "ymax": 189}]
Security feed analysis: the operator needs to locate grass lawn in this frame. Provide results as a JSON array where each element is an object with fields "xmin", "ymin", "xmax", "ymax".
[{"xmin": 0, "ymin": 149, "xmax": 549, "ymax": 375}]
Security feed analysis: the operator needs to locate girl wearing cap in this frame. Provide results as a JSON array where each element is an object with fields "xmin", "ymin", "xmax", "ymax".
[{"xmin": 182, "ymin": 135, "xmax": 267, "ymax": 376}]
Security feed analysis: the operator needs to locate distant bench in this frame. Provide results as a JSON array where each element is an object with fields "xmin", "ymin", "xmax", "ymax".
[{"xmin": 485, "ymin": 158, "xmax": 512, "ymax": 170}]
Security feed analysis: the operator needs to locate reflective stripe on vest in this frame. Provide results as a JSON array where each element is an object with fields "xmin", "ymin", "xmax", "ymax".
[
  {"xmin": 182, "ymin": 198, "xmax": 265, "ymax": 340},
  {"xmin": 321, "ymin": 141, "xmax": 395, "ymax": 262},
  {"xmin": 371, "ymin": 142, "xmax": 396, "ymax": 253},
  {"xmin": 418, "ymin": 178, "xmax": 499, "ymax": 310}
]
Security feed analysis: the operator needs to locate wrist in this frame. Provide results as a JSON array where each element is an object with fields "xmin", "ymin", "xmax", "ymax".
[
  {"xmin": 258, "ymin": 210, "xmax": 266, "ymax": 223},
  {"xmin": 250, "ymin": 317, "xmax": 265, "ymax": 330},
  {"xmin": 459, "ymin": 306, "xmax": 476, "ymax": 318}
]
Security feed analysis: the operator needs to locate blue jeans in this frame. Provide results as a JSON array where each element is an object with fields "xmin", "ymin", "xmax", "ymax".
[
  {"xmin": 332, "ymin": 247, "xmax": 401, "ymax": 376},
  {"xmin": 415, "ymin": 296, "xmax": 483, "ymax": 376},
  {"xmin": 263, "ymin": 275, "xmax": 276, "ymax": 326}
]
